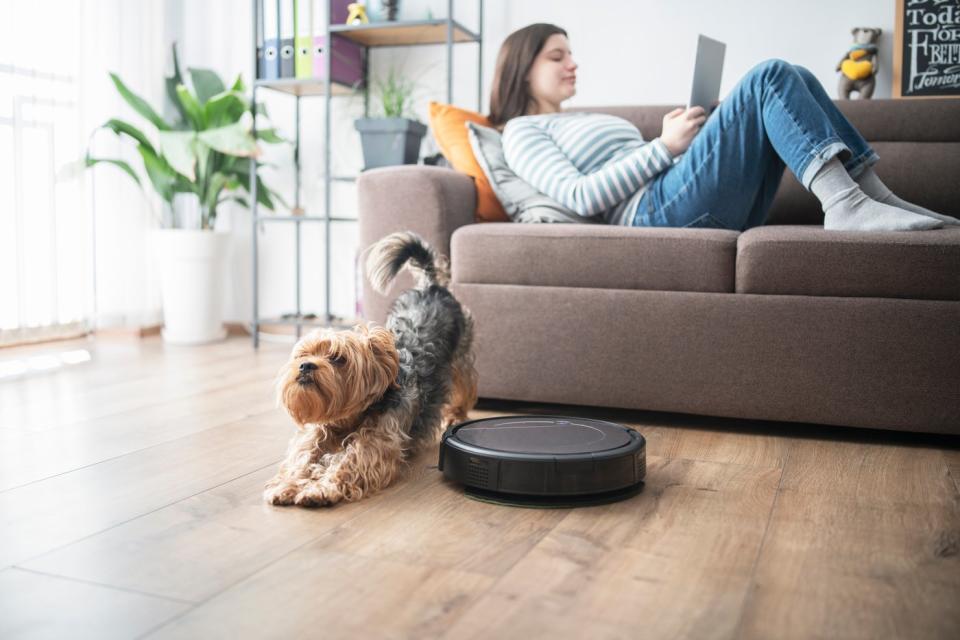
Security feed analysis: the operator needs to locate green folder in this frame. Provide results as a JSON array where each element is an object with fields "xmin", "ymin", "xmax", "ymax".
[{"xmin": 294, "ymin": 0, "xmax": 313, "ymax": 79}]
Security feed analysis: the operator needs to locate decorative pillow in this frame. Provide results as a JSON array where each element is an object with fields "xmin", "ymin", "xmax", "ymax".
[
  {"xmin": 427, "ymin": 102, "xmax": 509, "ymax": 222},
  {"xmin": 465, "ymin": 121, "xmax": 601, "ymax": 225}
]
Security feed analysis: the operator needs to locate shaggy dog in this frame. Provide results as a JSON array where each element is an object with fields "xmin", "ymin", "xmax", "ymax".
[{"xmin": 264, "ymin": 231, "xmax": 478, "ymax": 507}]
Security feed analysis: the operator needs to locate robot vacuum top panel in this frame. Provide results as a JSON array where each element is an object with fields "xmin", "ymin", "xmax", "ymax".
[{"xmin": 448, "ymin": 416, "xmax": 638, "ymax": 457}]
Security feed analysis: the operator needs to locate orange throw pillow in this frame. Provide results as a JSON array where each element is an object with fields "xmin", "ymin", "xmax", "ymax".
[{"xmin": 428, "ymin": 101, "xmax": 509, "ymax": 222}]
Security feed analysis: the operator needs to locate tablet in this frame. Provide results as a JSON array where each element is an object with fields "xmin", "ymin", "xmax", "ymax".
[{"xmin": 689, "ymin": 34, "xmax": 726, "ymax": 114}]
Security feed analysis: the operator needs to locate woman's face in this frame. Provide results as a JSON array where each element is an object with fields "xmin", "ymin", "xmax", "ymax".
[{"xmin": 525, "ymin": 33, "xmax": 578, "ymax": 111}]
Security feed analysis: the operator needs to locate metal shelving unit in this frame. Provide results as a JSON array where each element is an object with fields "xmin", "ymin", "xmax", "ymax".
[{"xmin": 249, "ymin": 0, "xmax": 484, "ymax": 348}]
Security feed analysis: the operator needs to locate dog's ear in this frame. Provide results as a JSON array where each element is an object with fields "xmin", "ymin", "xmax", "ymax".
[{"xmin": 365, "ymin": 325, "xmax": 400, "ymax": 388}]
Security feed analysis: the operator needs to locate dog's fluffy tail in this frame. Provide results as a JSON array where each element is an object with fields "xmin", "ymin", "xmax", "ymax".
[{"xmin": 365, "ymin": 231, "xmax": 450, "ymax": 294}]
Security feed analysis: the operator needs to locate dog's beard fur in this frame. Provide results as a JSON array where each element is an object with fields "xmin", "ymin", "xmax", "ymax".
[{"xmin": 275, "ymin": 323, "xmax": 400, "ymax": 430}]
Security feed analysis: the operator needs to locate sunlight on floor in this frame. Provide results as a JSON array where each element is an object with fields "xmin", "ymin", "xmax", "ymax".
[{"xmin": 0, "ymin": 349, "xmax": 92, "ymax": 379}]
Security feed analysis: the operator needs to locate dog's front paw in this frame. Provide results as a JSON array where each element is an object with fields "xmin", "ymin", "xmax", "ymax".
[
  {"xmin": 263, "ymin": 481, "xmax": 300, "ymax": 506},
  {"xmin": 294, "ymin": 485, "xmax": 342, "ymax": 507}
]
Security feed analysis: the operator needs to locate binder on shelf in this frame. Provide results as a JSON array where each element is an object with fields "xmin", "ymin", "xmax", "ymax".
[
  {"xmin": 279, "ymin": 0, "xmax": 295, "ymax": 78},
  {"xmin": 311, "ymin": 0, "xmax": 364, "ymax": 88},
  {"xmin": 256, "ymin": 0, "xmax": 265, "ymax": 78},
  {"xmin": 262, "ymin": 0, "xmax": 280, "ymax": 79},
  {"xmin": 311, "ymin": 0, "xmax": 326, "ymax": 79},
  {"xmin": 294, "ymin": 0, "xmax": 313, "ymax": 78},
  {"xmin": 310, "ymin": 36, "xmax": 364, "ymax": 88}
]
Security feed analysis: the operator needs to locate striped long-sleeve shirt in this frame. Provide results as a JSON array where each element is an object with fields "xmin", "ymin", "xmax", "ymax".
[{"xmin": 502, "ymin": 112, "xmax": 677, "ymax": 226}]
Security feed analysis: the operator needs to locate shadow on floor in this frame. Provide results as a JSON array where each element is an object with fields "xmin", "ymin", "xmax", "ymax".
[{"xmin": 473, "ymin": 398, "xmax": 960, "ymax": 450}]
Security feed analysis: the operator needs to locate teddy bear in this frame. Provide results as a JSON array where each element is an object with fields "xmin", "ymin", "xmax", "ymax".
[{"xmin": 836, "ymin": 27, "xmax": 882, "ymax": 99}]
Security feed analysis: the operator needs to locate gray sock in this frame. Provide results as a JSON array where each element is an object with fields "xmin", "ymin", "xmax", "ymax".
[
  {"xmin": 810, "ymin": 158, "xmax": 943, "ymax": 231},
  {"xmin": 855, "ymin": 167, "xmax": 960, "ymax": 226}
]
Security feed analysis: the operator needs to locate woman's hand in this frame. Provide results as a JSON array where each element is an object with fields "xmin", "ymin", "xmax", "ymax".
[{"xmin": 660, "ymin": 106, "xmax": 708, "ymax": 157}]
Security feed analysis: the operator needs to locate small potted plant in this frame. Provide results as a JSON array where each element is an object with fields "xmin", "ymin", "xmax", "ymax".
[
  {"xmin": 85, "ymin": 44, "xmax": 285, "ymax": 344},
  {"xmin": 354, "ymin": 67, "xmax": 427, "ymax": 169}
]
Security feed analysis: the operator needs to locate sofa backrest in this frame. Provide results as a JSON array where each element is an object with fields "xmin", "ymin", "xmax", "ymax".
[{"xmin": 569, "ymin": 99, "xmax": 960, "ymax": 225}]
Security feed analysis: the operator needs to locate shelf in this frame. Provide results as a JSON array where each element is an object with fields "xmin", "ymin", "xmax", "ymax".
[
  {"xmin": 256, "ymin": 215, "xmax": 357, "ymax": 223},
  {"xmin": 250, "ymin": 2, "xmax": 484, "ymax": 350},
  {"xmin": 329, "ymin": 19, "xmax": 479, "ymax": 47},
  {"xmin": 254, "ymin": 77, "xmax": 360, "ymax": 97}
]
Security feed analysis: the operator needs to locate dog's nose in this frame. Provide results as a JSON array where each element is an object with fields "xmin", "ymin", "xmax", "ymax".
[{"xmin": 299, "ymin": 361, "xmax": 318, "ymax": 373}]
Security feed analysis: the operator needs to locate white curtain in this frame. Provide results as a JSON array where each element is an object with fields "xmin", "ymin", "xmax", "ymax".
[{"xmin": 0, "ymin": 0, "xmax": 169, "ymax": 346}]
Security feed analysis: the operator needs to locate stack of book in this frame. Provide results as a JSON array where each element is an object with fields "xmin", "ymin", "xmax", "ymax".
[{"xmin": 256, "ymin": 0, "xmax": 363, "ymax": 87}]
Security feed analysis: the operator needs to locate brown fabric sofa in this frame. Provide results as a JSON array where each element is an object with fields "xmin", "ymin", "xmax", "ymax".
[{"xmin": 358, "ymin": 99, "xmax": 960, "ymax": 435}]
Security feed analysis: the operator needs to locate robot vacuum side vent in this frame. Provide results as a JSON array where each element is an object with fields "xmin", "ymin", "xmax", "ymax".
[{"xmin": 465, "ymin": 459, "xmax": 490, "ymax": 488}]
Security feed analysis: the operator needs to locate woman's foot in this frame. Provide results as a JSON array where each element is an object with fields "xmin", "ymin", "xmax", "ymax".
[
  {"xmin": 822, "ymin": 185, "xmax": 943, "ymax": 231},
  {"xmin": 811, "ymin": 158, "xmax": 943, "ymax": 231},
  {"xmin": 855, "ymin": 167, "xmax": 960, "ymax": 226}
]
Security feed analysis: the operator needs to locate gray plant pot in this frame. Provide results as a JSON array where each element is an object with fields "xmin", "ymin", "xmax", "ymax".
[{"xmin": 354, "ymin": 117, "xmax": 428, "ymax": 170}]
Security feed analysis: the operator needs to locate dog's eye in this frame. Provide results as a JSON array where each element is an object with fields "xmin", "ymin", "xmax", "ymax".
[{"xmin": 328, "ymin": 354, "xmax": 347, "ymax": 366}]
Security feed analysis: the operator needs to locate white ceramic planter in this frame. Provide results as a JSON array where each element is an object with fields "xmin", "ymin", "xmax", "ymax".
[{"xmin": 152, "ymin": 228, "xmax": 229, "ymax": 345}]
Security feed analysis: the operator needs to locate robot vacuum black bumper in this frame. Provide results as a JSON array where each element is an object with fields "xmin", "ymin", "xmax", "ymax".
[{"xmin": 439, "ymin": 416, "xmax": 646, "ymax": 501}]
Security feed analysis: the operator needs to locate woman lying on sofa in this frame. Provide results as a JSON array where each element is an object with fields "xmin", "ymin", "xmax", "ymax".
[{"xmin": 491, "ymin": 23, "xmax": 958, "ymax": 232}]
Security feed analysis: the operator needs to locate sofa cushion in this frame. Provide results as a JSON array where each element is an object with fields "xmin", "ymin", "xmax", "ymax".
[
  {"xmin": 465, "ymin": 121, "xmax": 600, "ymax": 225},
  {"xmin": 427, "ymin": 101, "xmax": 509, "ymax": 223},
  {"xmin": 451, "ymin": 223, "xmax": 739, "ymax": 293},
  {"xmin": 736, "ymin": 226, "xmax": 960, "ymax": 300}
]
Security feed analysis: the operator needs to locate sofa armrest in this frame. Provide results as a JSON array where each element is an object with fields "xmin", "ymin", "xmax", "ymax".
[{"xmin": 358, "ymin": 165, "xmax": 477, "ymax": 324}]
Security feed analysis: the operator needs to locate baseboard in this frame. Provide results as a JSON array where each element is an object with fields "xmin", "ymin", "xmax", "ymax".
[
  {"xmin": 94, "ymin": 322, "xmax": 332, "ymax": 341},
  {"xmin": 95, "ymin": 323, "xmax": 162, "ymax": 339}
]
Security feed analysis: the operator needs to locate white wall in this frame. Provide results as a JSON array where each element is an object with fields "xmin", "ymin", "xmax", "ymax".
[{"xmin": 102, "ymin": 0, "xmax": 899, "ymax": 330}]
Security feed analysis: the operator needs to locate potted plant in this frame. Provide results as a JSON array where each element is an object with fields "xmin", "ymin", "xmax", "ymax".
[
  {"xmin": 354, "ymin": 66, "xmax": 427, "ymax": 169},
  {"xmin": 85, "ymin": 45, "xmax": 285, "ymax": 344}
]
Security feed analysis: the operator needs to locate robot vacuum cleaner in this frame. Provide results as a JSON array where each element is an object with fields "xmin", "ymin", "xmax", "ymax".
[{"xmin": 439, "ymin": 416, "xmax": 646, "ymax": 508}]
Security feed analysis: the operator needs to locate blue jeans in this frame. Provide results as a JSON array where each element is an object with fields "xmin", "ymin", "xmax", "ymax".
[{"xmin": 632, "ymin": 58, "xmax": 880, "ymax": 230}]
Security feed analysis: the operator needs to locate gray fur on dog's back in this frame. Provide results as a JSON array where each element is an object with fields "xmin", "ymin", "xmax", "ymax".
[{"xmin": 365, "ymin": 232, "xmax": 468, "ymax": 443}]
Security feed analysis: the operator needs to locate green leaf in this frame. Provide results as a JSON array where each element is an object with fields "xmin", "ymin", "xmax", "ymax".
[
  {"xmin": 100, "ymin": 118, "xmax": 156, "ymax": 155},
  {"xmin": 109, "ymin": 73, "xmax": 170, "ymax": 131},
  {"xmin": 165, "ymin": 43, "xmax": 190, "ymax": 127},
  {"xmin": 195, "ymin": 142, "xmax": 212, "ymax": 185},
  {"xmin": 255, "ymin": 177, "xmax": 278, "ymax": 211},
  {"xmin": 136, "ymin": 145, "xmax": 179, "ymax": 202},
  {"xmin": 203, "ymin": 172, "xmax": 230, "ymax": 212},
  {"xmin": 85, "ymin": 155, "xmax": 143, "ymax": 188},
  {"xmin": 188, "ymin": 67, "xmax": 226, "ymax": 104},
  {"xmin": 157, "ymin": 130, "xmax": 197, "ymax": 180},
  {"xmin": 256, "ymin": 128, "xmax": 285, "ymax": 144},
  {"xmin": 175, "ymin": 84, "xmax": 206, "ymax": 130},
  {"xmin": 197, "ymin": 122, "xmax": 258, "ymax": 157},
  {"xmin": 230, "ymin": 74, "xmax": 245, "ymax": 93},
  {"xmin": 234, "ymin": 163, "xmax": 281, "ymax": 211},
  {"xmin": 204, "ymin": 90, "xmax": 247, "ymax": 128},
  {"xmin": 218, "ymin": 194, "xmax": 250, "ymax": 209}
]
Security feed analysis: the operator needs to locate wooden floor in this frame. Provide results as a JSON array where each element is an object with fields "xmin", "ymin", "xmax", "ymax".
[{"xmin": 0, "ymin": 335, "xmax": 958, "ymax": 640}]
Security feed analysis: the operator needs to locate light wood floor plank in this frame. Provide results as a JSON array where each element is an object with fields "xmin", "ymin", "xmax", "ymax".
[
  {"xmin": 441, "ymin": 456, "xmax": 783, "ymax": 639},
  {"xmin": 0, "ymin": 342, "xmax": 286, "ymax": 431},
  {"xmin": 315, "ymin": 444, "xmax": 571, "ymax": 577},
  {"xmin": 143, "ymin": 550, "xmax": 496, "ymax": 640},
  {"xmin": 0, "ymin": 376, "xmax": 278, "ymax": 491},
  {"xmin": 17, "ymin": 451, "xmax": 442, "ymax": 603},
  {"xmin": 0, "ymin": 567, "xmax": 188, "ymax": 640},
  {"xmin": 0, "ymin": 409, "xmax": 291, "ymax": 569},
  {"xmin": 736, "ymin": 439, "xmax": 960, "ymax": 639},
  {"xmin": 2, "ymin": 336, "xmax": 957, "ymax": 640},
  {"xmin": 0, "ymin": 337, "xmax": 260, "ymax": 416}
]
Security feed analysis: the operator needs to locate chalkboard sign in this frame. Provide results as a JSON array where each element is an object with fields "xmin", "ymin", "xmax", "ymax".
[{"xmin": 894, "ymin": 0, "xmax": 960, "ymax": 97}]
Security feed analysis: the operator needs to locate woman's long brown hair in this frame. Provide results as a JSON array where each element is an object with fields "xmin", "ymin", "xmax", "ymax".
[{"xmin": 488, "ymin": 23, "xmax": 567, "ymax": 130}]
